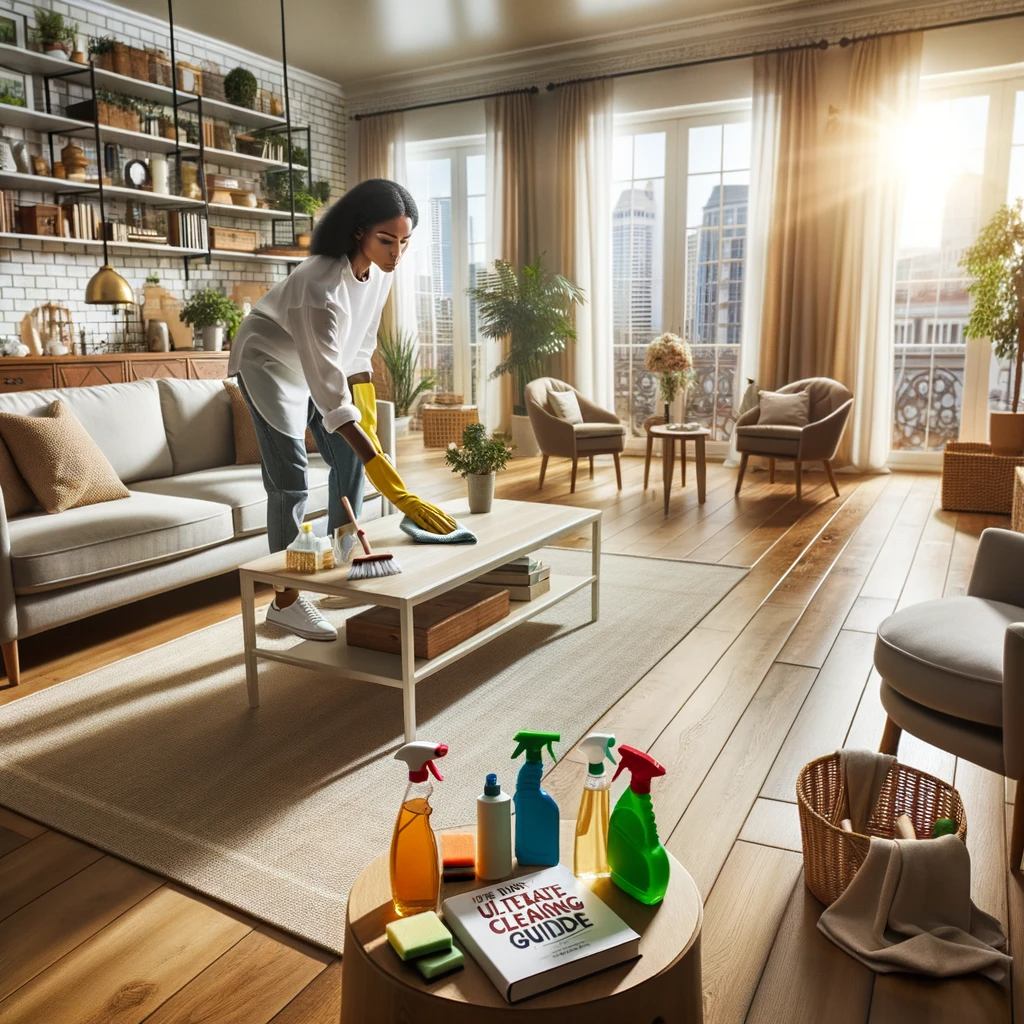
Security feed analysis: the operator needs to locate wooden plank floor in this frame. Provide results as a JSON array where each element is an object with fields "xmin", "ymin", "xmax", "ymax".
[{"xmin": 0, "ymin": 441, "xmax": 1014, "ymax": 1022}]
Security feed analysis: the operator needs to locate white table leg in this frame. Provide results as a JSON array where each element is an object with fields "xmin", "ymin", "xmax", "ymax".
[
  {"xmin": 241, "ymin": 572, "xmax": 259, "ymax": 708},
  {"xmin": 591, "ymin": 518, "xmax": 601, "ymax": 623},
  {"xmin": 401, "ymin": 601, "xmax": 417, "ymax": 742}
]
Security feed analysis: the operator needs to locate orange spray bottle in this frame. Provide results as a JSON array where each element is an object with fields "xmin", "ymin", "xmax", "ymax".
[{"xmin": 390, "ymin": 741, "xmax": 449, "ymax": 916}]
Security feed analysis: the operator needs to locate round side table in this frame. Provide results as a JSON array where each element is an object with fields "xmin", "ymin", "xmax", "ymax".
[
  {"xmin": 341, "ymin": 821, "xmax": 704, "ymax": 1023},
  {"xmin": 648, "ymin": 425, "xmax": 709, "ymax": 515}
]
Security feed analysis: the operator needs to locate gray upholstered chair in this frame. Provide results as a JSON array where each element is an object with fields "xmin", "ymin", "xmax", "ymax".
[
  {"xmin": 525, "ymin": 377, "xmax": 626, "ymax": 493},
  {"xmin": 875, "ymin": 527, "xmax": 1024, "ymax": 869},
  {"xmin": 734, "ymin": 377, "xmax": 853, "ymax": 500}
]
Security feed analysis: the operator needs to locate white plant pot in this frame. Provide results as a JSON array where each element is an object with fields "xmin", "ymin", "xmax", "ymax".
[
  {"xmin": 511, "ymin": 413, "xmax": 540, "ymax": 457},
  {"xmin": 44, "ymin": 47, "xmax": 69, "ymax": 60},
  {"xmin": 394, "ymin": 415, "xmax": 411, "ymax": 438},
  {"xmin": 201, "ymin": 325, "xmax": 224, "ymax": 352},
  {"xmin": 467, "ymin": 472, "xmax": 495, "ymax": 514}
]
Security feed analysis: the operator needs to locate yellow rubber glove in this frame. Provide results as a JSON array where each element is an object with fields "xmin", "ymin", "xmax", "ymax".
[
  {"xmin": 351, "ymin": 381, "xmax": 383, "ymax": 456},
  {"xmin": 364, "ymin": 453, "xmax": 458, "ymax": 534}
]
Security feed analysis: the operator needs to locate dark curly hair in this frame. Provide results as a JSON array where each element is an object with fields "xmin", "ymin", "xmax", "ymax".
[{"xmin": 310, "ymin": 178, "xmax": 419, "ymax": 259}]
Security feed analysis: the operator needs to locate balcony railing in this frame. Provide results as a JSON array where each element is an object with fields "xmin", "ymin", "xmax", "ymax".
[{"xmin": 891, "ymin": 343, "xmax": 965, "ymax": 451}]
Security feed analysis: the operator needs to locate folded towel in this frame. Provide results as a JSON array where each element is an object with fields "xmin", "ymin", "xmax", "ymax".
[
  {"xmin": 840, "ymin": 748, "xmax": 895, "ymax": 833},
  {"xmin": 818, "ymin": 834, "xmax": 1010, "ymax": 982},
  {"xmin": 400, "ymin": 516, "xmax": 478, "ymax": 544}
]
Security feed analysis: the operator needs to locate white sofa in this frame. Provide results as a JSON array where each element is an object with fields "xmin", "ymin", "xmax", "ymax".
[{"xmin": 0, "ymin": 377, "xmax": 394, "ymax": 686}]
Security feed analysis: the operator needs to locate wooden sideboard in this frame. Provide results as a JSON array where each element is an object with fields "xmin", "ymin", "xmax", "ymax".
[{"xmin": 0, "ymin": 351, "xmax": 231, "ymax": 392}]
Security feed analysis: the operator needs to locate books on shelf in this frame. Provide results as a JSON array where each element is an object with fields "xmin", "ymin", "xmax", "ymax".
[
  {"xmin": 476, "ymin": 555, "xmax": 550, "ymax": 600},
  {"xmin": 441, "ymin": 864, "xmax": 640, "ymax": 1003},
  {"xmin": 0, "ymin": 191, "xmax": 17, "ymax": 234},
  {"xmin": 58, "ymin": 201, "xmax": 102, "ymax": 240},
  {"xmin": 498, "ymin": 578, "xmax": 551, "ymax": 602},
  {"xmin": 477, "ymin": 565, "xmax": 551, "ymax": 588},
  {"xmin": 168, "ymin": 210, "xmax": 208, "ymax": 251}
]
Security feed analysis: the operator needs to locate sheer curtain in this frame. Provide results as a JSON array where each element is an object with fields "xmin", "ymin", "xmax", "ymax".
[
  {"xmin": 356, "ymin": 113, "xmax": 412, "ymax": 398},
  {"xmin": 484, "ymin": 92, "xmax": 537, "ymax": 431},
  {"xmin": 554, "ymin": 80, "xmax": 615, "ymax": 410},
  {"xmin": 828, "ymin": 33, "xmax": 923, "ymax": 470}
]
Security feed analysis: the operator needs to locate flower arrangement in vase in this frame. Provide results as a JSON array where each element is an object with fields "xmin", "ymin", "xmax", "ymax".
[
  {"xmin": 645, "ymin": 332, "xmax": 695, "ymax": 425},
  {"xmin": 445, "ymin": 422, "xmax": 514, "ymax": 514}
]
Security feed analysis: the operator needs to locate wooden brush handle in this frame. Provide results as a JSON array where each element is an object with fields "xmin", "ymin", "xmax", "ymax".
[{"xmin": 341, "ymin": 496, "xmax": 373, "ymax": 556}]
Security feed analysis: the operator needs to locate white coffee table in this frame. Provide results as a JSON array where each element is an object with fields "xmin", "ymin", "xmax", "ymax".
[{"xmin": 238, "ymin": 499, "xmax": 601, "ymax": 741}]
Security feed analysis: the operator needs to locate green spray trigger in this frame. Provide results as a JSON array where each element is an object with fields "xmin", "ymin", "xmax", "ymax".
[{"xmin": 511, "ymin": 730, "xmax": 560, "ymax": 763}]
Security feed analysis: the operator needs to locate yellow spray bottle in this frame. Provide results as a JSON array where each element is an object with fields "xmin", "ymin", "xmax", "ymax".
[{"xmin": 574, "ymin": 733, "xmax": 616, "ymax": 879}]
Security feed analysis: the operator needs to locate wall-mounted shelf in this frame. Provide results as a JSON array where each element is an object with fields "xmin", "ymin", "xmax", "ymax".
[
  {"xmin": 0, "ymin": 103, "xmax": 85, "ymax": 135},
  {"xmin": 207, "ymin": 202, "xmax": 309, "ymax": 220},
  {"xmin": 209, "ymin": 249, "xmax": 306, "ymax": 263},
  {"xmin": 0, "ymin": 231, "xmax": 207, "ymax": 256},
  {"xmin": 0, "ymin": 171, "xmax": 206, "ymax": 210}
]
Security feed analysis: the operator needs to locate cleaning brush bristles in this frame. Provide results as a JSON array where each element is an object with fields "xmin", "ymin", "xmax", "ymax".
[{"xmin": 341, "ymin": 495, "xmax": 403, "ymax": 580}]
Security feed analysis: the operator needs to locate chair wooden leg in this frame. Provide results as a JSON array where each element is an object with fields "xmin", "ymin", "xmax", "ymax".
[
  {"xmin": 1012, "ymin": 783, "xmax": 1024, "ymax": 872},
  {"xmin": 613, "ymin": 452, "xmax": 622, "ymax": 490},
  {"xmin": 824, "ymin": 459, "xmax": 840, "ymax": 498},
  {"xmin": 769, "ymin": 458, "xmax": 775, "ymax": 484},
  {"xmin": 644, "ymin": 436, "xmax": 654, "ymax": 490},
  {"xmin": 589, "ymin": 455, "xmax": 594, "ymax": 479},
  {"xmin": 570, "ymin": 457, "xmax": 578, "ymax": 494},
  {"xmin": 794, "ymin": 460, "xmax": 802, "ymax": 501},
  {"xmin": 538, "ymin": 454, "xmax": 548, "ymax": 490},
  {"xmin": 735, "ymin": 453, "xmax": 749, "ymax": 496},
  {"xmin": 879, "ymin": 715, "xmax": 902, "ymax": 756},
  {"xmin": 2, "ymin": 639, "xmax": 18, "ymax": 687}
]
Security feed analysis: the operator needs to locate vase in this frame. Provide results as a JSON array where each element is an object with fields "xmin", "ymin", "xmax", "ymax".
[
  {"xmin": 467, "ymin": 472, "xmax": 495, "ymax": 514},
  {"xmin": 663, "ymin": 401, "xmax": 670, "ymax": 425},
  {"xmin": 201, "ymin": 325, "xmax": 224, "ymax": 351}
]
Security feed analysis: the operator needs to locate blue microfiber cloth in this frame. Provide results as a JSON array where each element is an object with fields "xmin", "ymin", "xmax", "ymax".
[{"xmin": 400, "ymin": 516, "xmax": 478, "ymax": 544}]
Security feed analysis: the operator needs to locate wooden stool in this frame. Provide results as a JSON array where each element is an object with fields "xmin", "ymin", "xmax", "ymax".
[
  {"xmin": 341, "ymin": 821, "xmax": 704, "ymax": 1023},
  {"xmin": 422, "ymin": 405, "xmax": 480, "ymax": 449}
]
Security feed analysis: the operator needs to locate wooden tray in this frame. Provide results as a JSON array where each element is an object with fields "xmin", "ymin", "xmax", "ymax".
[
  {"xmin": 211, "ymin": 227, "xmax": 259, "ymax": 253},
  {"xmin": 346, "ymin": 583, "xmax": 510, "ymax": 659}
]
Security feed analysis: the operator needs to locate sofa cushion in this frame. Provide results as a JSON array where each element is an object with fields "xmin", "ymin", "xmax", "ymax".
[
  {"xmin": 157, "ymin": 378, "xmax": 235, "ymax": 474},
  {"xmin": 0, "ymin": 379, "xmax": 172, "ymax": 484},
  {"xmin": 758, "ymin": 390, "xmax": 810, "ymax": 427},
  {"xmin": 549, "ymin": 389, "xmax": 583, "ymax": 424},
  {"xmin": 0, "ymin": 435, "xmax": 35, "ymax": 517},
  {"xmin": 8, "ymin": 491, "xmax": 233, "ymax": 594},
  {"xmin": 222, "ymin": 378, "xmax": 261, "ymax": 464},
  {"xmin": 132, "ymin": 455, "xmax": 332, "ymax": 536},
  {"xmin": 874, "ymin": 596, "xmax": 1021, "ymax": 729}
]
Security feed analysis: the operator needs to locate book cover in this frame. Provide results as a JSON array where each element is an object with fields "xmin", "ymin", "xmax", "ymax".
[
  {"xmin": 478, "ymin": 565, "xmax": 550, "ymax": 587},
  {"xmin": 441, "ymin": 865, "xmax": 640, "ymax": 1003},
  {"xmin": 498, "ymin": 555, "xmax": 539, "ymax": 572}
]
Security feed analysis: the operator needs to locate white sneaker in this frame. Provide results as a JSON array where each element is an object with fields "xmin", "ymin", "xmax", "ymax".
[{"xmin": 266, "ymin": 594, "xmax": 337, "ymax": 641}]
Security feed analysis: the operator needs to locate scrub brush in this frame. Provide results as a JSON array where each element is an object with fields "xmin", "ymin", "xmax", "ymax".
[{"xmin": 342, "ymin": 496, "xmax": 402, "ymax": 579}]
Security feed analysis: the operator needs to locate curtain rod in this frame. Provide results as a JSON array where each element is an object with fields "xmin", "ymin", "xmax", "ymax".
[
  {"xmin": 352, "ymin": 85, "xmax": 538, "ymax": 120},
  {"xmin": 545, "ymin": 8, "xmax": 1024, "ymax": 90}
]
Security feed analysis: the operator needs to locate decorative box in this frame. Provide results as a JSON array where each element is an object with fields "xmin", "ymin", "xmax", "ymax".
[{"xmin": 211, "ymin": 227, "xmax": 259, "ymax": 252}]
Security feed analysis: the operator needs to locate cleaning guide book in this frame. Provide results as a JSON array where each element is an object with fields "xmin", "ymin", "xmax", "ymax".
[{"xmin": 440, "ymin": 864, "xmax": 640, "ymax": 1002}]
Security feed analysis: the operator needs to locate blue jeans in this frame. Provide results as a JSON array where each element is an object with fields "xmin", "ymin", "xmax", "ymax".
[{"xmin": 237, "ymin": 376, "xmax": 364, "ymax": 553}]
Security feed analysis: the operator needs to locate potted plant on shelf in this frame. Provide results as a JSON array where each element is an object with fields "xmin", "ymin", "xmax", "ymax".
[
  {"xmin": 377, "ymin": 328, "xmax": 436, "ymax": 436},
  {"xmin": 645, "ymin": 332, "xmax": 696, "ymax": 425},
  {"xmin": 223, "ymin": 66, "xmax": 258, "ymax": 109},
  {"xmin": 179, "ymin": 289, "xmax": 242, "ymax": 352},
  {"xmin": 468, "ymin": 254, "xmax": 585, "ymax": 457},
  {"xmin": 32, "ymin": 9, "xmax": 76, "ymax": 58},
  {"xmin": 961, "ymin": 198, "xmax": 1024, "ymax": 454},
  {"xmin": 445, "ymin": 422, "xmax": 513, "ymax": 514}
]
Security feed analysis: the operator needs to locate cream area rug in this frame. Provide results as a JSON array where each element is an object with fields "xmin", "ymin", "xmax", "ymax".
[{"xmin": 0, "ymin": 549, "xmax": 745, "ymax": 954}]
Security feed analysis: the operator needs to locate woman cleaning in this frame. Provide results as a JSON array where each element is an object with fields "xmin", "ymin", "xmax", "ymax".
[{"xmin": 229, "ymin": 178, "xmax": 456, "ymax": 641}]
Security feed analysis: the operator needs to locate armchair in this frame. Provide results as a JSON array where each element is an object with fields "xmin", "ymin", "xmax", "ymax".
[
  {"xmin": 875, "ymin": 527, "xmax": 1024, "ymax": 868},
  {"xmin": 734, "ymin": 377, "xmax": 853, "ymax": 500},
  {"xmin": 524, "ymin": 378, "xmax": 626, "ymax": 493}
]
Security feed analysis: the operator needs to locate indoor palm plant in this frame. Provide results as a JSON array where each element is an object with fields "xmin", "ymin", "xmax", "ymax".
[
  {"xmin": 179, "ymin": 289, "xmax": 242, "ymax": 352},
  {"xmin": 468, "ymin": 254, "xmax": 584, "ymax": 455},
  {"xmin": 445, "ymin": 422, "xmax": 513, "ymax": 513},
  {"xmin": 961, "ymin": 198, "xmax": 1024, "ymax": 453},
  {"xmin": 645, "ymin": 332, "xmax": 696, "ymax": 424},
  {"xmin": 377, "ymin": 328, "xmax": 436, "ymax": 435}
]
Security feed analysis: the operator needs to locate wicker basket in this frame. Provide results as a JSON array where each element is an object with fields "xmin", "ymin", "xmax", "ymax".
[
  {"xmin": 129, "ymin": 46, "xmax": 149, "ymax": 81},
  {"xmin": 1013, "ymin": 467, "xmax": 1024, "ymax": 533},
  {"xmin": 941, "ymin": 442, "xmax": 1024, "ymax": 514},
  {"xmin": 796, "ymin": 752, "xmax": 967, "ymax": 906},
  {"xmin": 148, "ymin": 50, "xmax": 172, "ymax": 87},
  {"xmin": 112, "ymin": 41, "xmax": 131, "ymax": 77},
  {"xmin": 422, "ymin": 405, "xmax": 479, "ymax": 449}
]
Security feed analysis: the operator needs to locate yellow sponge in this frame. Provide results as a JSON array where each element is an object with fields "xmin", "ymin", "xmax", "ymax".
[{"xmin": 386, "ymin": 911, "xmax": 452, "ymax": 962}]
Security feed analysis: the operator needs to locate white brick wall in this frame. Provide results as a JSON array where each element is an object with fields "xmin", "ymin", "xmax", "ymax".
[{"xmin": 0, "ymin": 0, "xmax": 346, "ymax": 343}]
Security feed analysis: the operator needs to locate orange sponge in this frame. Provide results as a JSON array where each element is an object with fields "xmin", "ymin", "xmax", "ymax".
[{"xmin": 442, "ymin": 833, "xmax": 475, "ymax": 880}]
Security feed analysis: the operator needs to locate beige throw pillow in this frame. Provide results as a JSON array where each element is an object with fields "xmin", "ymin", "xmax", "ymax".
[
  {"xmin": 0, "ymin": 436, "xmax": 35, "ymax": 517},
  {"xmin": 758, "ymin": 390, "xmax": 811, "ymax": 427},
  {"xmin": 0, "ymin": 400, "xmax": 130, "ymax": 514},
  {"xmin": 549, "ymin": 389, "xmax": 583, "ymax": 424},
  {"xmin": 223, "ymin": 379, "xmax": 317, "ymax": 465}
]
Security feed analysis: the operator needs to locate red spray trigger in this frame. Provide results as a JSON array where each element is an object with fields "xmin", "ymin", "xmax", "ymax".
[
  {"xmin": 611, "ymin": 744, "xmax": 666, "ymax": 795},
  {"xmin": 427, "ymin": 744, "xmax": 448, "ymax": 781},
  {"xmin": 395, "ymin": 741, "xmax": 448, "ymax": 782}
]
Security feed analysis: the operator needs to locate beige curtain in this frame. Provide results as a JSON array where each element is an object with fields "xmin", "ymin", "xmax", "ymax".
[
  {"xmin": 554, "ymin": 80, "xmax": 615, "ymax": 410},
  {"xmin": 484, "ymin": 93, "xmax": 537, "ymax": 430},
  {"xmin": 828, "ymin": 34, "xmax": 923, "ymax": 470},
  {"xmin": 356, "ymin": 113, "xmax": 410, "ymax": 399}
]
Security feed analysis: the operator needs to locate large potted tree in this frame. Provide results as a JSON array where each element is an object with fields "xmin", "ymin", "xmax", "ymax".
[
  {"xmin": 468, "ymin": 254, "xmax": 585, "ymax": 456},
  {"xmin": 961, "ymin": 198, "xmax": 1024, "ymax": 454}
]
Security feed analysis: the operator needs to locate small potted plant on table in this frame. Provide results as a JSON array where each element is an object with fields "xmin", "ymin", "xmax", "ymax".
[
  {"xmin": 445, "ymin": 422, "xmax": 513, "ymax": 514},
  {"xmin": 179, "ymin": 289, "xmax": 242, "ymax": 352},
  {"xmin": 377, "ymin": 328, "xmax": 436, "ymax": 436}
]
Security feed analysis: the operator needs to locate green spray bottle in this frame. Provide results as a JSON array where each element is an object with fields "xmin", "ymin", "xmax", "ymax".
[
  {"xmin": 511, "ymin": 730, "xmax": 560, "ymax": 866},
  {"xmin": 607, "ymin": 744, "xmax": 670, "ymax": 905}
]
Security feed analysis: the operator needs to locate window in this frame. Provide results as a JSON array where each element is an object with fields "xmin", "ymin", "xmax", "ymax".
[
  {"xmin": 1009, "ymin": 90, "xmax": 1024, "ymax": 203},
  {"xmin": 612, "ymin": 111, "xmax": 751, "ymax": 441},
  {"xmin": 406, "ymin": 141, "xmax": 486, "ymax": 405}
]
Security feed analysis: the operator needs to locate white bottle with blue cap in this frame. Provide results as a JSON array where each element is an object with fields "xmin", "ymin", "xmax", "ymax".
[{"xmin": 476, "ymin": 772, "xmax": 513, "ymax": 881}]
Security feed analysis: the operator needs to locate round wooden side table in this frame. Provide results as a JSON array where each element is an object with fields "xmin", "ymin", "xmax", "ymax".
[
  {"xmin": 648, "ymin": 425, "xmax": 710, "ymax": 515},
  {"xmin": 341, "ymin": 821, "xmax": 704, "ymax": 1023}
]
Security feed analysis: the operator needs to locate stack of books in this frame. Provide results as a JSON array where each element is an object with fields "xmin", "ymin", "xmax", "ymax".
[
  {"xmin": 0, "ymin": 191, "xmax": 16, "ymax": 233},
  {"xmin": 476, "ymin": 555, "xmax": 550, "ymax": 602}
]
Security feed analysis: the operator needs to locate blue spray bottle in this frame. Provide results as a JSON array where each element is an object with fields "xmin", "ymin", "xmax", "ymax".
[{"xmin": 510, "ymin": 730, "xmax": 560, "ymax": 866}]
